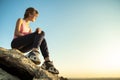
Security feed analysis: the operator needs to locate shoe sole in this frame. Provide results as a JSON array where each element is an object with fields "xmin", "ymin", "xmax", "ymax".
[
  {"xmin": 41, "ymin": 65, "xmax": 59, "ymax": 74},
  {"xmin": 26, "ymin": 56, "xmax": 41, "ymax": 65},
  {"xmin": 31, "ymin": 59, "xmax": 41, "ymax": 65}
]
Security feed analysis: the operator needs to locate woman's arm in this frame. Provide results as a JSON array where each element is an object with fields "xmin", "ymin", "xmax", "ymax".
[
  {"xmin": 29, "ymin": 28, "xmax": 32, "ymax": 33},
  {"xmin": 35, "ymin": 27, "xmax": 42, "ymax": 34},
  {"xmin": 14, "ymin": 18, "xmax": 24, "ymax": 37}
]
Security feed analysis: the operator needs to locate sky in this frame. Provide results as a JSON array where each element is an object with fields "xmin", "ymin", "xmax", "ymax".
[{"xmin": 0, "ymin": 0, "xmax": 120, "ymax": 78}]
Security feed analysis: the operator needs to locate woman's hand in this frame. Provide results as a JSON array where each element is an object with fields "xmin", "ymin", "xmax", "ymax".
[{"xmin": 35, "ymin": 27, "xmax": 42, "ymax": 34}]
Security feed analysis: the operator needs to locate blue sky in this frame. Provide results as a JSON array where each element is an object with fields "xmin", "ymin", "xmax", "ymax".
[{"xmin": 1, "ymin": 0, "xmax": 120, "ymax": 78}]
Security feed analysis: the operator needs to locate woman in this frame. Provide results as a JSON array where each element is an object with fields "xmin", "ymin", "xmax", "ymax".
[{"xmin": 11, "ymin": 7, "xmax": 59, "ymax": 74}]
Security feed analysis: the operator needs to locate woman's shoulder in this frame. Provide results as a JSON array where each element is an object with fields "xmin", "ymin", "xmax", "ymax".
[
  {"xmin": 17, "ymin": 18, "xmax": 24, "ymax": 22},
  {"xmin": 16, "ymin": 18, "xmax": 24, "ymax": 26},
  {"xmin": 16, "ymin": 18, "xmax": 25, "ymax": 24}
]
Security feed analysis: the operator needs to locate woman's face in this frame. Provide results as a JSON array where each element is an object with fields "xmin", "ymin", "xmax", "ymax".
[{"xmin": 29, "ymin": 11, "xmax": 38, "ymax": 22}]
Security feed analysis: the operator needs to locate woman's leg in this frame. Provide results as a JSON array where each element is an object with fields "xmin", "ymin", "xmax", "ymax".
[
  {"xmin": 26, "ymin": 31, "xmax": 45, "ymax": 64},
  {"xmin": 40, "ymin": 38, "xmax": 50, "ymax": 60},
  {"xmin": 20, "ymin": 31, "xmax": 45, "ymax": 52},
  {"xmin": 32, "ymin": 31, "xmax": 45, "ymax": 49},
  {"xmin": 11, "ymin": 32, "xmax": 36, "ymax": 53},
  {"xmin": 38, "ymin": 32, "xmax": 59, "ymax": 74}
]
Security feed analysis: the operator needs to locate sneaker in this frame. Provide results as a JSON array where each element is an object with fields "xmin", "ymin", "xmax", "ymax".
[
  {"xmin": 41, "ymin": 61, "xmax": 59, "ymax": 74},
  {"xmin": 27, "ymin": 50, "xmax": 41, "ymax": 65}
]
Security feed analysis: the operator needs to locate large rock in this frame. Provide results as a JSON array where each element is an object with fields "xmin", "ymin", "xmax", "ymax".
[{"xmin": 0, "ymin": 47, "xmax": 60, "ymax": 80}]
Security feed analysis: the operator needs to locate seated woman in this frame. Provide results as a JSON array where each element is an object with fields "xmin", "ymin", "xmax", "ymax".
[{"xmin": 11, "ymin": 7, "xmax": 59, "ymax": 74}]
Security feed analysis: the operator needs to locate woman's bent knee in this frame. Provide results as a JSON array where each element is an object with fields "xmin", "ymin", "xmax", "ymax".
[
  {"xmin": 35, "ymin": 30, "xmax": 45, "ymax": 36},
  {"xmin": 41, "ymin": 31, "xmax": 45, "ymax": 36}
]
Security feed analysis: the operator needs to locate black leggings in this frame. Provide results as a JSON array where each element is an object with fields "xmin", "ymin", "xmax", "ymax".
[{"xmin": 11, "ymin": 31, "xmax": 49, "ymax": 58}]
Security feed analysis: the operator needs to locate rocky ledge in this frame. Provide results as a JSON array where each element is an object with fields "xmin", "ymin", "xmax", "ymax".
[{"xmin": 0, "ymin": 47, "xmax": 68, "ymax": 80}]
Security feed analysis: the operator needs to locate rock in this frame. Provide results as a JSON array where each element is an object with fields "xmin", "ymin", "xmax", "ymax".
[
  {"xmin": 59, "ymin": 77, "xmax": 68, "ymax": 80},
  {"xmin": 0, "ymin": 47, "xmax": 61, "ymax": 80},
  {"xmin": 0, "ymin": 68, "xmax": 20, "ymax": 80}
]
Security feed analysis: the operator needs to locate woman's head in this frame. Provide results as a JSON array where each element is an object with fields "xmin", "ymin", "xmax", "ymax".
[{"xmin": 24, "ymin": 7, "xmax": 39, "ymax": 22}]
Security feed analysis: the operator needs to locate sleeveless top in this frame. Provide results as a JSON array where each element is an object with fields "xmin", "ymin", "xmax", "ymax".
[{"xmin": 14, "ymin": 20, "xmax": 31, "ymax": 39}]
